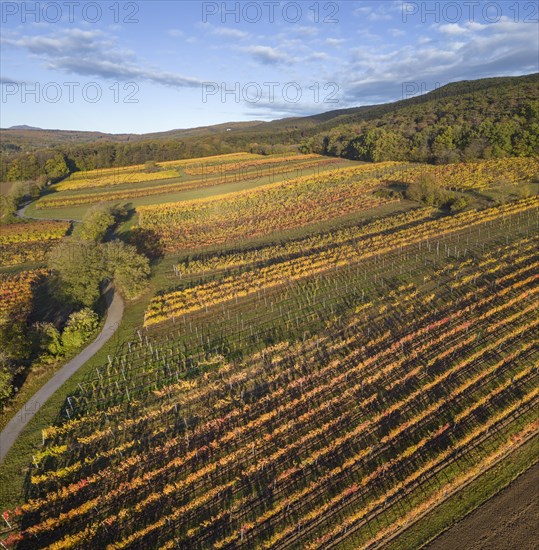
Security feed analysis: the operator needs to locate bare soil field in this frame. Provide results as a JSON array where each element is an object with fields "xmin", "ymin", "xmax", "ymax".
[{"xmin": 428, "ymin": 462, "xmax": 539, "ymax": 550}]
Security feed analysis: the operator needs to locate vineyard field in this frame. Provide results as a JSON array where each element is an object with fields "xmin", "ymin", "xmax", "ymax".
[
  {"xmin": 0, "ymin": 221, "xmax": 70, "ymax": 267},
  {"xmin": 135, "ymin": 158, "xmax": 538, "ymax": 253},
  {"xmin": 3, "ymin": 192, "xmax": 537, "ymax": 549},
  {"xmin": 56, "ymin": 153, "xmax": 267, "ymax": 190},
  {"xmin": 0, "ymin": 269, "xmax": 47, "ymax": 323},
  {"xmin": 385, "ymin": 157, "xmax": 539, "ymax": 191},
  {"xmin": 35, "ymin": 154, "xmax": 346, "ymax": 210},
  {"xmin": 136, "ymin": 162, "xmax": 411, "ymax": 252}
]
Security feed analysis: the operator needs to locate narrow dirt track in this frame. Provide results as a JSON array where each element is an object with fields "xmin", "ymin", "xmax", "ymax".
[{"xmin": 428, "ymin": 461, "xmax": 539, "ymax": 550}]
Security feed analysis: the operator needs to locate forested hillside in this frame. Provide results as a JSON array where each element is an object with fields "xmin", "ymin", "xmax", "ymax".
[
  {"xmin": 1, "ymin": 74, "xmax": 537, "ymax": 182},
  {"xmin": 301, "ymin": 74, "xmax": 539, "ymax": 163}
]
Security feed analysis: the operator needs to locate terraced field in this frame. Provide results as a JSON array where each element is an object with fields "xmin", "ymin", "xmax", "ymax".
[{"xmin": 34, "ymin": 153, "xmax": 347, "ymax": 211}]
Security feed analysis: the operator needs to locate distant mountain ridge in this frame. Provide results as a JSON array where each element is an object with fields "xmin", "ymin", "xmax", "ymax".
[
  {"xmin": 7, "ymin": 125, "xmax": 43, "ymax": 130},
  {"xmin": 0, "ymin": 121, "xmax": 266, "ymax": 146}
]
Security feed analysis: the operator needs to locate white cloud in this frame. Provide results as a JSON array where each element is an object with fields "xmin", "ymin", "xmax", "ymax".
[
  {"xmin": 0, "ymin": 75, "xmax": 25, "ymax": 85},
  {"xmin": 467, "ymin": 21, "xmax": 487, "ymax": 31},
  {"xmin": 331, "ymin": 17, "xmax": 538, "ymax": 107},
  {"xmin": 353, "ymin": 6, "xmax": 372, "ymax": 16},
  {"xmin": 306, "ymin": 52, "xmax": 330, "ymax": 61},
  {"xmin": 2, "ymin": 28, "xmax": 116, "ymax": 57},
  {"xmin": 243, "ymin": 98, "xmax": 330, "ymax": 119},
  {"xmin": 293, "ymin": 26, "xmax": 319, "ymax": 37},
  {"xmin": 353, "ymin": 5, "xmax": 392, "ymax": 21},
  {"xmin": 2, "ymin": 28, "xmax": 204, "ymax": 88},
  {"xmin": 439, "ymin": 23, "xmax": 467, "ymax": 35},
  {"xmin": 243, "ymin": 45, "xmax": 291, "ymax": 65},
  {"xmin": 211, "ymin": 27, "xmax": 249, "ymax": 39},
  {"xmin": 368, "ymin": 12, "xmax": 392, "ymax": 21},
  {"xmin": 325, "ymin": 38, "xmax": 346, "ymax": 47}
]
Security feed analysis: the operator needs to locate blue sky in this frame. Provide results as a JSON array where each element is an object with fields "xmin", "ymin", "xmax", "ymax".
[{"xmin": 1, "ymin": 1, "xmax": 537, "ymax": 133}]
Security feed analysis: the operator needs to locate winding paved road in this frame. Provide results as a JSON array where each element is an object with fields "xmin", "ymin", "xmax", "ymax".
[{"xmin": 0, "ymin": 286, "xmax": 124, "ymax": 463}]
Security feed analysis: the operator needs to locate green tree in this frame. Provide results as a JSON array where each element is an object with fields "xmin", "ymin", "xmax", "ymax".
[
  {"xmin": 0, "ymin": 192, "xmax": 19, "ymax": 223},
  {"xmin": 0, "ymin": 368, "xmax": 13, "ymax": 405},
  {"xmin": 48, "ymin": 241, "xmax": 107, "ymax": 307},
  {"xmin": 0, "ymin": 178, "xmax": 48, "ymax": 223},
  {"xmin": 0, "ymin": 322, "xmax": 29, "ymax": 364},
  {"xmin": 6, "ymin": 157, "xmax": 24, "ymax": 181},
  {"xmin": 48, "ymin": 239, "xmax": 150, "ymax": 307},
  {"xmin": 432, "ymin": 127, "xmax": 459, "ymax": 163},
  {"xmin": 406, "ymin": 173, "xmax": 448, "ymax": 207},
  {"xmin": 77, "ymin": 204, "xmax": 128, "ymax": 242},
  {"xmin": 368, "ymin": 129, "xmax": 408, "ymax": 162},
  {"xmin": 104, "ymin": 241, "xmax": 151, "ymax": 299},
  {"xmin": 45, "ymin": 153, "xmax": 69, "ymax": 181},
  {"xmin": 78, "ymin": 206, "xmax": 116, "ymax": 242},
  {"xmin": 143, "ymin": 160, "xmax": 160, "ymax": 173},
  {"xmin": 512, "ymin": 126, "xmax": 539, "ymax": 156},
  {"xmin": 61, "ymin": 308, "xmax": 99, "ymax": 351},
  {"xmin": 449, "ymin": 195, "xmax": 471, "ymax": 213}
]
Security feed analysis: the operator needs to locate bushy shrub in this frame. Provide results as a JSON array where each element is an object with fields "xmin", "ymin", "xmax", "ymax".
[
  {"xmin": 31, "ymin": 322, "xmax": 63, "ymax": 359},
  {"xmin": 0, "ymin": 368, "xmax": 13, "ymax": 403},
  {"xmin": 61, "ymin": 308, "xmax": 99, "ymax": 352},
  {"xmin": 406, "ymin": 174, "xmax": 448, "ymax": 206},
  {"xmin": 77, "ymin": 204, "xmax": 129, "ymax": 242},
  {"xmin": 449, "ymin": 196, "xmax": 471, "ymax": 213}
]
